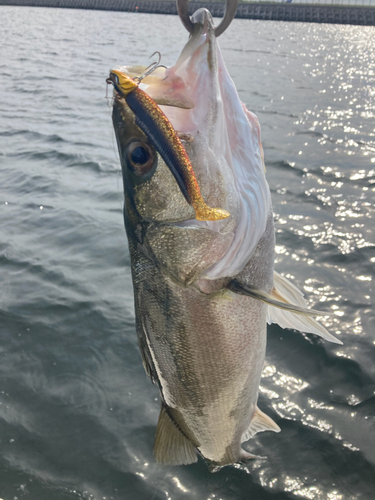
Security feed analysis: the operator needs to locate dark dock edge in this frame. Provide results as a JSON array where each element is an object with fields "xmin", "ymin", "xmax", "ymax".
[{"xmin": 1, "ymin": 0, "xmax": 375, "ymax": 26}]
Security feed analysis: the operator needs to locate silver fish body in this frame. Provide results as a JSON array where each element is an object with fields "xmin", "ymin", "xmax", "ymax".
[
  {"xmin": 111, "ymin": 9, "xmax": 340, "ymax": 468},
  {"xmin": 128, "ymin": 213, "xmax": 275, "ymax": 466}
]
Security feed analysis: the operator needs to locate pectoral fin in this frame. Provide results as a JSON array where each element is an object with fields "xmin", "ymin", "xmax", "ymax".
[
  {"xmin": 228, "ymin": 277, "xmax": 331, "ymax": 317},
  {"xmin": 242, "ymin": 407, "xmax": 281, "ymax": 443},
  {"xmin": 154, "ymin": 405, "xmax": 197, "ymax": 465},
  {"xmin": 267, "ymin": 272, "xmax": 342, "ymax": 344},
  {"xmin": 228, "ymin": 272, "xmax": 342, "ymax": 344}
]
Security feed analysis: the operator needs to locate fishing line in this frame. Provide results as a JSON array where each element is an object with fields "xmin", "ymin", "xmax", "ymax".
[
  {"xmin": 105, "ymin": 81, "xmax": 115, "ymax": 108},
  {"xmin": 111, "ymin": 131, "xmax": 124, "ymax": 216},
  {"xmin": 104, "ymin": 84, "xmax": 124, "ymax": 213}
]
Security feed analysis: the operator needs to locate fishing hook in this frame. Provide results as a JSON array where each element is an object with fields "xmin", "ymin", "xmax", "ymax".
[
  {"xmin": 176, "ymin": 0, "xmax": 238, "ymax": 37},
  {"xmin": 133, "ymin": 51, "xmax": 167, "ymax": 84},
  {"xmin": 106, "ymin": 52, "xmax": 166, "ymax": 101}
]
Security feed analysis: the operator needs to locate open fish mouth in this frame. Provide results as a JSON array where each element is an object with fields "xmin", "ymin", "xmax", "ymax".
[
  {"xmin": 111, "ymin": 8, "xmax": 271, "ymax": 280},
  {"xmin": 108, "ymin": 66, "xmax": 231, "ymax": 223}
]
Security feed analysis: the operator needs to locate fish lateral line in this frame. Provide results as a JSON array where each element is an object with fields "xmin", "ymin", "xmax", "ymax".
[{"xmin": 107, "ymin": 69, "xmax": 230, "ymax": 222}]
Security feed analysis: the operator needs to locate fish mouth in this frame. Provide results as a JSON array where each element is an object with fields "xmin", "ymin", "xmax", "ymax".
[
  {"xmin": 110, "ymin": 62, "xmax": 230, "ymax": 222},
  {"xmin": 111, "ymin": 9, "xmax": 217, "ymax": 134},
  {"xmin": 111, "ymin": 8, "xmax": 271, "ymax": 279},
  {"xmin": 111, "ymin": 9, "xmax": 232, "ymax": 227}
]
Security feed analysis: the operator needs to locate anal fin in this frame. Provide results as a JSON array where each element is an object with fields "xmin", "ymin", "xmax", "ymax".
[
  {"xmin": 154, "ymin": 405, "xmax": 197, "ymax": 465},
  {"xmin": 242, "ymin": 407, "xmax": 281, "ymax": 443}
]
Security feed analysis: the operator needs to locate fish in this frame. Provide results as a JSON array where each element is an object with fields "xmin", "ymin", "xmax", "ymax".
[{"xmin": 109, "ymin": 8, "xmax": 342, "ymax": 469}]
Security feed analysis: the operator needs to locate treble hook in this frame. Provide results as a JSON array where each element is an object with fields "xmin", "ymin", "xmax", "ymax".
[
  {"xmin": 105, "ymin": 51, "xmax": 166, "ymax": 101},
  {"xmin": 133, "ymin": 51, "xmax": 167, "ymax": 84},
  {"xmin": 176, "ymin": 0, "xmax": 238, "ymax": 37}
]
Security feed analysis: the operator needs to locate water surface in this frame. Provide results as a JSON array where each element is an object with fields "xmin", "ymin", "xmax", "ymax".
[{"xmin": 0, "ymin": 6, "xmax": 374, "ymax": 500}]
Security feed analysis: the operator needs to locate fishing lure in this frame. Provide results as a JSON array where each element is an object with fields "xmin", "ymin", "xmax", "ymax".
[{"xmin": 106, "ymin": 68, "xmax": 230, "ymax": 222}]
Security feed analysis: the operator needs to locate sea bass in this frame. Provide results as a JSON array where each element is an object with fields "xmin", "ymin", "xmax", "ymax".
[{"xmin": 109, "ymin": 8, "xmax": 341, "ymax": 468}]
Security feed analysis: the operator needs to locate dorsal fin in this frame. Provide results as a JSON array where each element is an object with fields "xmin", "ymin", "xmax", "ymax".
[
  {"xmin": 242, "ymin": 407, "xmax": 281, "ymax": 443},
  {"xmin": 154, "ymin": 405, "xmax": 197, "ymax": 465}
]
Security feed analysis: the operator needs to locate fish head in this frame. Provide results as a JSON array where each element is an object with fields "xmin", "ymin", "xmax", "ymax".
[{"xmin": 111, "ymin": 8, "xmax": 271, "ymax": 284}]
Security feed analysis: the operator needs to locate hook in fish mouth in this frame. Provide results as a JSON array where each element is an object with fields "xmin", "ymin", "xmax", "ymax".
[{"xmin": 176, "ymin": 0, "xmax": 238, "ymax": 37}]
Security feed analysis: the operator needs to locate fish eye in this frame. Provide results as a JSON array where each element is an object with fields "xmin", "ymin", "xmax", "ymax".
[{"xmin": 126, "ymin": 141, "xmax": 156, "ymax": 178}]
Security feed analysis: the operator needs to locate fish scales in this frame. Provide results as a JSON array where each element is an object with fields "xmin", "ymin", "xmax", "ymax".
[
  {"xmin": 109, "ymin": 8, "xmax": 341, "ymax": 469},
  {"xmin": 129, "ymin": 234, "xmax": 269, "ymax": 464}
]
